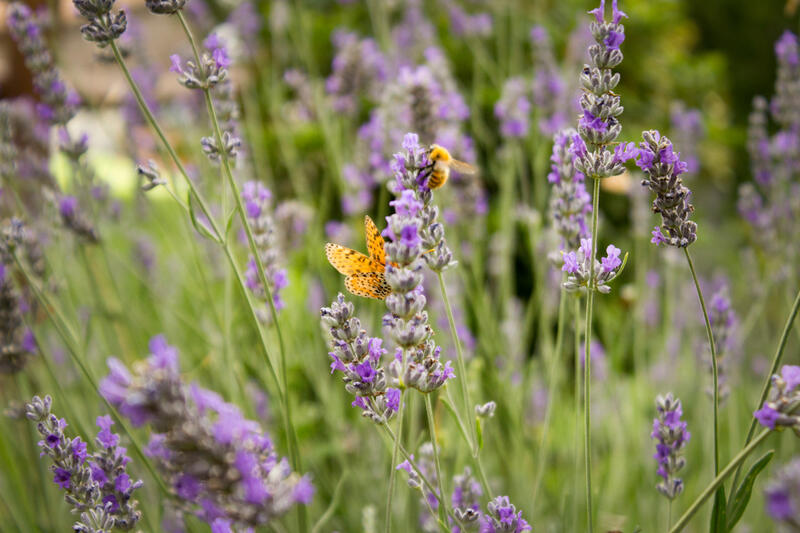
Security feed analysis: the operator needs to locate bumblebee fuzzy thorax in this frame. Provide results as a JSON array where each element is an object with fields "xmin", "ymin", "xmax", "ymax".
[{"xmin": 428, "ymin": 144, "xmax": 452, "ymax": 163}]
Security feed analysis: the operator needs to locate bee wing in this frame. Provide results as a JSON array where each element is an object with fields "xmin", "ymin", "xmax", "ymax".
[
  {"xmin": 345, "ymin": 272, "xmax": 391, "ymax": 300},
  {"xmin": 325, "ymin": 243, "xmax": 383, "ymax": 276},
  {"xmin": 364, "ymin": 216, "xmax": 386, "ymax": 265},
  {"xmin": 448, "ymin": 159, "xmax": 478, "ymax": 175}
]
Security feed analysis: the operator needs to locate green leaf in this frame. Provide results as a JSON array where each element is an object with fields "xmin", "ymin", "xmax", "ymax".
[
  {"xmin": 225, "ymin": 208, "xmax": 237, "ymax": 239},
  {"xmin": 187, "ymin": 191, "xmax": 219, "ymax": 243},
  {"xmin": 710, "ymin": 486, "xmax": 727, "ymax": 533},
  {"xmin": 476, "ymin": 417, "xmax": 484, "ymax": 450},
  {"xmin": 727, "ymin": 450, "xmax": 774, "ymax": 530}
]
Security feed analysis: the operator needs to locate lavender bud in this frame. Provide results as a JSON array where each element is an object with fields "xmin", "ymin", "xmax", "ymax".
[
  {"xmin": 764, "ymin": 457, "xmax": 800, "ymax": 529},
  {"xmin": 475, "ymin": 401, "xmax": 496, "ymax": 418},
  {"xmin": 137, "ymin": 160, "xmax": 166, "ymax": 191},
  {"xmin": 200, "ymin": 131, "xmax": 240, "ymax": 162},
  {"xmin": 145, "ymin": 0, "xmax": 187, "ymax": 15}
]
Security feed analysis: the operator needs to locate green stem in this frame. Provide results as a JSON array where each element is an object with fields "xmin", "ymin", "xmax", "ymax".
[
  {"xmin": 683, "ymin": 247, "xmax": 719, "ymax": 476},
  {"xmin": 11, "ymin": 251, "xmax": 169, "ymax": 497},
  {"xmin": 669, "ymin": 429, "xmax": 772, "ymax": 533},
  {"xmin": 425, "ymin": 394, "xmax": 450, "ymax": 529},
  {"xmin": 730, "ymin": 284, "xmax": 800, "ymax": 501},
  {"xmin": 436, "ymin": 272, "xmax": 493, "ymax": 499},
  {"xmin": 583, "ymin": 176, "xmax": 601, "ymax": 533},
  {"xmin": 385, "ymin": 391, "xmax": 406, "ymax": 533},
  {"xmin": 175, "ymin": 11, "xmax": 301, "ymax": 476},
  {"xmin": 572, "ymin": 295, "xmax": 582, "ymax": 532}
]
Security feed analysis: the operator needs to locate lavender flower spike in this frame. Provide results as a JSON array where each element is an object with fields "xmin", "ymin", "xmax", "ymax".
[
  {"xmin": 321, "ymin": 294, "xmax": 400, "ymax": 423},
  {"xmin": 100, "ymin": 336, "xmax": 311, "ymax": 529},
  {"xmin": 754, "ymin": 365, "xmax": 800, "ymax": 431},
  {"xmin": 71, "ymin": 0, "xmax": 128, "ymax": 47},
  {"xmin": 636, "ymin": 130, "xmax": 697, "ymax": 247},
  {"xmin": 25, "ymin": 395, "xmax": 143, "ymax": 530},
  {"xmin": 562, "ymin": 239, "xmax": 626, "ymax": 294},
  {"xmin": 764, "ymin": 457, "xmax": 800, "ymax": 529},
  {"xmin": 384, "ymin": 133, "xmax": 454, "ymax": 393},
  {"xmin": 547, "ymin": 128, "xmax": 591, "ymax": 259},
  {"xmin": 651, "ymin": 393, "xmax": 690, "ymax": 500}
]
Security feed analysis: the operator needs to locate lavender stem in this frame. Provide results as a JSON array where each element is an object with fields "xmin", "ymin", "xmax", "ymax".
[
  {"xmin": 424, "ymin": 394, "xmax": 450, "ymax": 528},
  {"xmin": 683, "ymin": 247, "xmax": 719, "ymax": 476},
  {"xmin": 583, "ymin": 176, "xmax": 600, "ymax": 533}
]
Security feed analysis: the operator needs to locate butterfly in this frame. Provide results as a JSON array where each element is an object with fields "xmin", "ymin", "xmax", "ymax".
[{"xmin": 325, "ymin": 216, "xmax": 392, "ymax": 300}]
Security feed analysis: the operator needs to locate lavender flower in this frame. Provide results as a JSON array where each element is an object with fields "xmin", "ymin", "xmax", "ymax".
[
  {"xmin": 443, "ymin": 0, "xmax": 492, "ymax": 38},
  {"xmin": 636, "ymin": 130, "xmax": 697, "ymax": 247},
  {"xmin": 325, "ymin": 31, "xmax": 387, "ymax": 113},
  {"xmin": 72, "ymin": 0, "xmax": 128, "ymax": 47},
  {"xmin": 573, "ymin": 0, "xmax": 633, "ymax": 179},
  {"xmin": 241, "ymin": 181, "xmax": 288, "ymax": 322},
  {"xmin": 170, "ymin": 49, "xmax": 228, "ymax": 90},
  {"xmin": 25, "ymin": 395, "xmax": 143, "ymax": 530},
  {"xmin": 480, "ymin": 496, "xmax": 531, "ymax": 532},
  {"xmin": 137, "ymin": 160, "xmax": 166, "ymax": 191},
  {"xmin": 670, "ymin": 102, "xmax": 704, "ymax": 174},
  {"xmin": 754, "ymin": 365, "xmax": 800, "ymax": 431},
  {"xmin": 562, "ymin": 239, "xmax": 625, "ymax": 294},
  {"xmin": 771, "ymin": 31, "xmax": 800, "ymax": 128},
  {"xmin": 531, "ymin": 25, "xmax": 568, "ymax": 135},
  {"xmin": 706, "ymin": 284, "xmax": 738, "ymax": 402},
  {"xmin": 0, "ymin": 262, "xmax": 36, "ymax": 374},
  {"xmin": 145, "ymin": 0, "xmax": 186, "ymax": 15},
  {"xmin": 397, "ymin": 443, "xmax": 440, "ymax": 532},
  {"xmin": 764, "ymin": 457, "xmax": 800, "ymax": 531},
  {"xmin": 452, "ymin": 467, "xmax": 483, "ymax": 530},
  {"xmin": 651, "ymin": 393, "xmax": 690, "ymax": 500},
  {"xmin": 7, "ymin": 4, "xmax": 80, "ymax": 125},
  {"xmin": 321, "ymin": 294, "xmax": 400, "ymax": 423},
  {"xmin": 495, "ymin": 77, "xmax": 531, "ymax": 138},
  {"xmin": 100, "ymin": 335, "xmax": 311, "ymax": 528},
  {"xmin": 59, "ymin": 195, "xmax": 100, "ymax": 243},
  {"xmin": 383, "ymin": 134, "xmax": 455, "ymax": 392},
  {"xmin": 547, "ymin": 129, "xmax": 591, "ymax": 257}
]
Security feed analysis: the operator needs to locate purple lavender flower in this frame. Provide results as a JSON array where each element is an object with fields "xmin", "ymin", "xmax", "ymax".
[
  {"xmin": 703, "ymin": 283, "xmax": 738, "ymax": 402},
  {"xmin": 100, "ymin": 336, "xmax": 311, "ymax": 528},
  {"xmin": 495, "ymin": 77, "xmax": 531, "ymax": 138},
  {"xmin": 562, "ymin": 238, "xmax": 626, "ymax": 294},
  {"xmin": 326, "ymin": 30, "xmax": 387, "ymax": 113},
  {"xmin": 764, "ymin": 457, "xmax": 800, "ymax": 529},
  {"xmin": 547, "ymin": 129, "xmax": 591, "ymax": 259},
  {"xmin": 444, "ymin": 0, "xmax": 492, "ymax": 37},
  {"xmin": 7, "ymin": 4, "xmax": 80, "ymax": 125},
  {"xmin": 572, "ymin": 0, "xmax": 631, "ymax": 178},
  {"xmin": 241, "ymin": 181, "xmax": 288, "ymax": 322},
  {"xmin": 650, "ymin": 393, "xmax": 689, "ymax": 500},
  {"xmin": 531, "ymin": 26, "xmax": 569, "ymax": 135},
  {"xmin": 72, "ymin": 0, "xmax": 128, "ymax": 46},
  {"xmin": 480, "ymin": 496, "xmax": 531, "ymax": 532},
  {"xmin": 452, "ymin": 467, "xmax": 483, "ymax": 529},
  {"xmin": 321, "ymin": 294, "xmax": 400, "ymax": 423},
  {"xmin": 670, "ymin": 102, "xmax": 704, "ymax": 174},
  {"xmin": 25, "ymin": 395, "xmax": 143, "ymax": 530},
  {"xmin": 754, "ymin": 365, "xmax": 800, "ymax": 431},
  {"xmin": 636, "ymin": 130, "xmax": 697, "ymax": 247}
]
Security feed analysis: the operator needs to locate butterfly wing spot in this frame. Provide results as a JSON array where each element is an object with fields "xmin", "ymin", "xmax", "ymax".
[
  {"xmin": 364, "ymin": 216, "xmax": 387, "ymax": 266},
  {"xmin": 449, "ymin": 159, "xmax": 478, "ymax": 175},
  {"xmin": 325, "ymin": 243, "xmax": 381, "ymax": 276},
  {"xmin": 345, "ymin": 272, "xmax": 391, "ymax": 300}
]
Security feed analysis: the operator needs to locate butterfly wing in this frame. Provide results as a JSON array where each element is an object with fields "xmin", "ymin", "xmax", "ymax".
[
  {"xmin": 449, "ymin": 159, "xmax": 478, "ymax": 175},
  {"xmin": 364, "ymin": 216, "xmax": 386, "ymax": 266},
  {"xmin": 345, "ymin": 272, "xmax": 392, "ymax": 300},
  {"xmin": 325, "ymin": 243, "xmax": 383, "ymax": 276}
]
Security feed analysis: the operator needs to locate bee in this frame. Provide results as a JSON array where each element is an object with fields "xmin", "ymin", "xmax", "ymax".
[
  {"xmin": 426, "ymin": 144, "xmax": 478, "ymax": 189},
  {"xmin": 325, "ymin": 216, "xmax": 392, "ymax": 300}
]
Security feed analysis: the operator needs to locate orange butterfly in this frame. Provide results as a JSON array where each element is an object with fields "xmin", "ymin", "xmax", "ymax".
[{"xmin": 325, "ymin": 216, "xmax": 392, "ymax": 300}]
